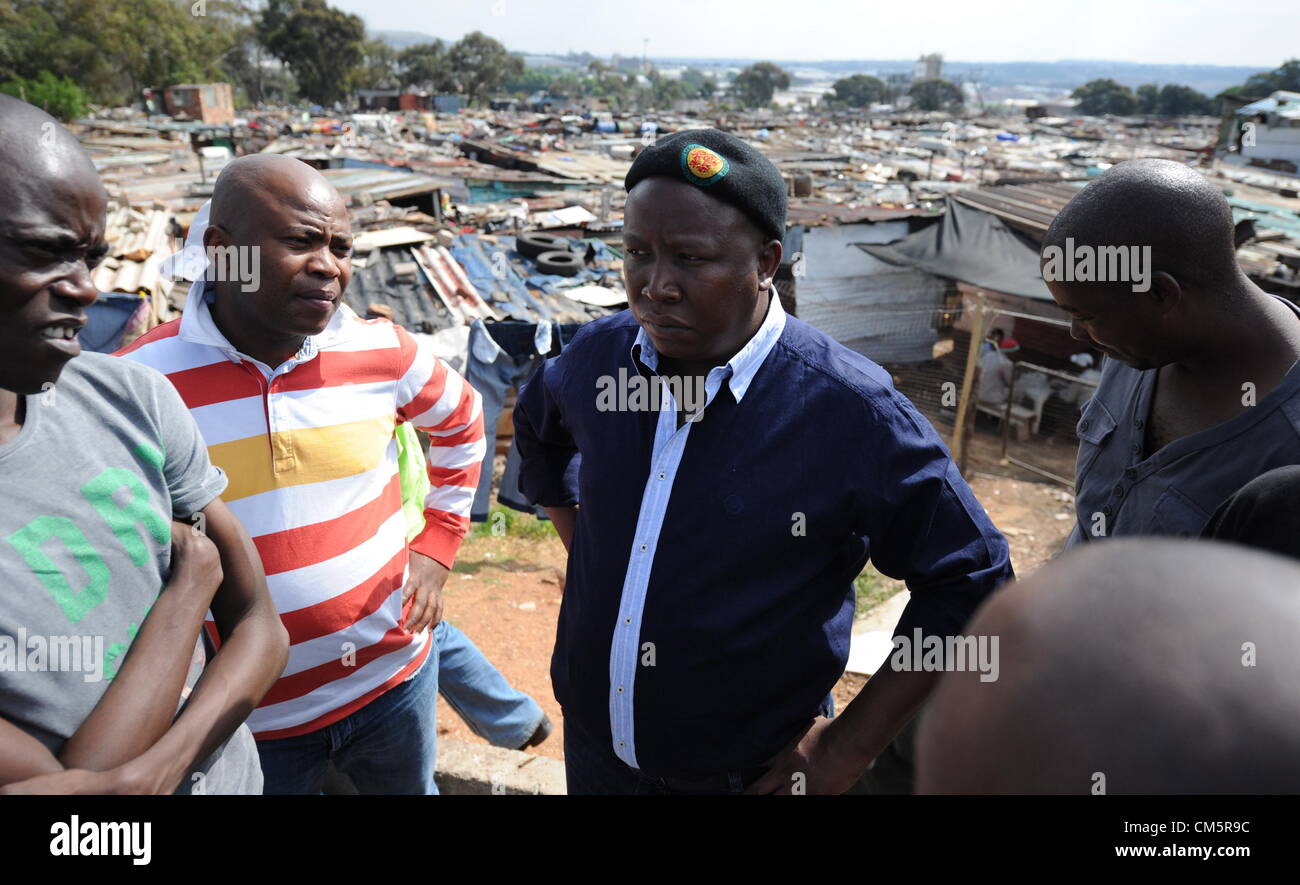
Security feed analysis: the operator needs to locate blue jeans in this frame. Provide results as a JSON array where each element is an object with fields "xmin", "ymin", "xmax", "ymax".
[
  {"xmin": 257, "ymin": 652, "xmax": 440, "ymax": 795},
  {"xmin": 436, "ymin": 620, "xmax": 546, "ymax": 748}
]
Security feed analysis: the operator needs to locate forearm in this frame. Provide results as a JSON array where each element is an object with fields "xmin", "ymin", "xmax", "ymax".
[
  {"xmin": 129, "ymin": 502, "xmax": 287, "ymax": 793},
  {"xmin": 544, "ymin": 505, "xmax": 577, "ymax": 553},
  {"xmin": 0, "ymin": 718, "xmax": 64, "ymax": 786},
  {"xmin": 128, "ymin": 606, "xmax": 286, "ymax": 793},
  {"xmin": 828, "ymin": 665, "xmax": 937, "ymax": 767},
  {"xmin": 59, "ymin": 568, "xmax": 214, "ymax": 772}
]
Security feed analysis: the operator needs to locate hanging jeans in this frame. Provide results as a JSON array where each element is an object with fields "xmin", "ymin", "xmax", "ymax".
[{"xmin": 466, "ymin": 320, "xmax": 581, "ymax": 521}]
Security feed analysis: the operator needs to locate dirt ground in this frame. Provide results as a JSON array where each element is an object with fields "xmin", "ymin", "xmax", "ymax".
[{"xmin": 434, "ymin": 459, "xmax": 1076, "ymax": 761}]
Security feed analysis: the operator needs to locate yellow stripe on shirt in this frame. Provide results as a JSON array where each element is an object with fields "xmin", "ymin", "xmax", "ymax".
[{"xmin": 210, "ymin": 415, "xmax": 397, "ymax": 502}]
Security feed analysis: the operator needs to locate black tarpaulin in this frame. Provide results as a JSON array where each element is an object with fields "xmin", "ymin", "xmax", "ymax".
[{"xmin": 857, "ymin": 197, "xmax": 1053, "ymax": 301}]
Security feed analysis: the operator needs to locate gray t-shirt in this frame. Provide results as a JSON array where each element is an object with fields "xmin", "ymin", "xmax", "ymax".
[{"xmin": 0, "ymin": 352, "xmax": 261, "ymax": 794}]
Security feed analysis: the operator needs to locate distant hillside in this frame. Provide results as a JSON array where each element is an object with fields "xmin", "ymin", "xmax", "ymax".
[
  {"xmin": 372, "ymin": 33, "xmax": 1268, "ymax": 96},
  {"xmin": 658, "ymin": 58, "xmax": 1265, "ymax": 95}
]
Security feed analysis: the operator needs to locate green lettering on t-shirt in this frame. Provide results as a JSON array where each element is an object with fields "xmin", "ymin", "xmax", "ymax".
[
  {"xmin": 135, "ymin": 441, "xmax": 165, "ymax": 471},
  {"xmin": 102, "ymin": 609, "xmax": 151, "ymax": 682},
  {"xmin": 5, "ymin": 516, "xmax": 111, "ymax": 624},
  {"xmin": 81, "ymin": 467, "xmax": 170, "ymax": 567}
]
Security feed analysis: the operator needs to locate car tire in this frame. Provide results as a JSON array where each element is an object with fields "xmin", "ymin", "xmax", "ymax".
[
  {"xmin": 536, "ymin": 250, "xmax": 582, "ymax": 276},
  {"xmin": 516, "ymin": 232, "xmax": 569, "ymax": 258}
]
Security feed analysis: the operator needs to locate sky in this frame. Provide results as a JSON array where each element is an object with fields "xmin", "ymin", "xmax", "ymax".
[{"xmin": 331, "ymin": 0, "xmax": 1291, "ymax": 68}]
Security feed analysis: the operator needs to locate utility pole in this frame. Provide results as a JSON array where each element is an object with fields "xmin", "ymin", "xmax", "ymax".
[{"xmin": 952, "ymin": 292, "xmax": 987, "ymax": 477}]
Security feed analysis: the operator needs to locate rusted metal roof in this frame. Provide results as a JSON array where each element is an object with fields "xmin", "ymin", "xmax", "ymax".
[{"xmin": 950, "ymin": 181, "xmax": 1086, "ymax": 238}]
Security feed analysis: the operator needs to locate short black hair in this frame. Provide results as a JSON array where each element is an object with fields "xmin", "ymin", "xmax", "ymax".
[{"xmin": 1043, "ymin": 159, "xmax": 1239, "ymax": 298}]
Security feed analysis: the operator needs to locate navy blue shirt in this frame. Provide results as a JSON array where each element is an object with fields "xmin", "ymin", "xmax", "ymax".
[{"xmin": 514, "ymin": 303, "xmax": 1013, "ymax": 777}]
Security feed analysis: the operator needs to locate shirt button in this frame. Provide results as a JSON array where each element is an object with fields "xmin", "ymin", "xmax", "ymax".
[
  {"xmin": 617, "ymin": 686, "xmax": 624, "ymax": 693},
  {"xmin": 639, "ymin": 544, "xmax": 647, "ymax": 552},
  {"xmin": 624, "ymin": 617, "xmax": 631, "ymax": 624},
  {"xmin": 1131, "ymin": 444, "xmax": 1142, "ymax": 456},
  {"xmin": 1125, "ymin": 468, "xmax": 1137, "ymax": 479},
  {"xmin": 1102, "ymin": 505, "xmax": 1113, "ymax": 517},
  {"xmin": 618, "ymin": 742, "xmax": 625, "ymax": 748},
  {"xmin": 1080, "ymin": 420, "xmax": 1090, "ymax": 432},
  {"xmin": 1135, "ymin": 419, "xmax": 1144, "ymax": 430},
  {"xmin": 1114, "ymin": 484, "xmax": 1125, "ymax": 498},
  {"xmin": 657, "ymin": 472, "xmax": 665, "ymax": 480}
]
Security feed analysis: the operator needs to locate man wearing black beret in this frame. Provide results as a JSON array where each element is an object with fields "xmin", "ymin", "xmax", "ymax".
[{"xmin": 514, "ymin": 129, "xmax": 1012, "ymax": 794}]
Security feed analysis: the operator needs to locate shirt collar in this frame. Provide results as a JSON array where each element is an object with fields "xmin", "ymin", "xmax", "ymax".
[
  {"xmin": 178, "ymin": 278, "xmax": 357, "ymax": 367},
  {"xmin": 630, "ymin": 292, "xmax": 786, "ymax": 404}
]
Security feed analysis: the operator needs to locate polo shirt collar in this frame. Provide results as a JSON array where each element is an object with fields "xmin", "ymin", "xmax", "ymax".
[{"xmin": 630, "ymin": 292, "xmax": 786, "ymax": 404}]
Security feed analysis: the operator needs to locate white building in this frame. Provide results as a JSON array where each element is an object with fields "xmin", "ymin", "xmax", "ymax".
[{"xmin": 1237, "ymin": 91, "xmax": 1300, "ymax": 171}]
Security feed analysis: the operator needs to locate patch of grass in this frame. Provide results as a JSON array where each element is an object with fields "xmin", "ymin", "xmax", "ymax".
[
  {"xmin": 468, "ymin": 504, "xmax": 558, "ymax": 541},
  {"xmin": 853, "ymin": 565, "xmax": 896, "ymax": 618}
]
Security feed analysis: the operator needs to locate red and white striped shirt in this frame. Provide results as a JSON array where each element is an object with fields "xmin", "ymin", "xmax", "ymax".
[{"xmin": 118, "ymin": 290, "xmax": 484, "ymax": 738}]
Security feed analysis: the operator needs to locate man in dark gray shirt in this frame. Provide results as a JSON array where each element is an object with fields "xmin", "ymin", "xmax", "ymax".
[{"xmin": 1040, "ymin": 160, "xmax": 1300, "ymax": 546}]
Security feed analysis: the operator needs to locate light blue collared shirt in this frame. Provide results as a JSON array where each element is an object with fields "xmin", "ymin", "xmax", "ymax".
[{"xmin": 608, "ymin": 293, "xmax": 787, "ymax": 768}]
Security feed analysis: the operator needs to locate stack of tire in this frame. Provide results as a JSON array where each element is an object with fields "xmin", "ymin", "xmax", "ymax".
[{"xmin": 516, "ymin": 232, "xmax": 582, "ymax": 277}]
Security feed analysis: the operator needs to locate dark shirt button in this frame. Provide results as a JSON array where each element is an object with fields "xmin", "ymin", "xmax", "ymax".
[
  {"xmin": 1125, "ymin": 468, "xmax": 1137, "ymax": 479},
  {"xmin": 1114, "ymin": 484, "xmax": 1125, "ymax": 498},
  {"xmin": 1135, "ymin": 419, "xmax": 1144, "ymax": 430},
  {"xmin": 1080, "ymin": 420, "xmax": 1090, "ymax": 432},
  {"xmin": 1102, "ymin": 505, "xmax": 1113, "ymax": 517},
  {"xmin": 1132, "ymin": 444, "xmax": 1142, "ymax": 456}
]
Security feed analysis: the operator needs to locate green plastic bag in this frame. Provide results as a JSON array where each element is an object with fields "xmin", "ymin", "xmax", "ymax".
[{"xmin": 395, "ymin": 422, "xmax": 430, "ymax": 541}]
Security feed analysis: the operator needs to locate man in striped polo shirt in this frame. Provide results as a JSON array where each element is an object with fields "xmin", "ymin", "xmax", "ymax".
[{"xmin": 120, "ymin": 155, "xmax": 485, "ymax": 794}]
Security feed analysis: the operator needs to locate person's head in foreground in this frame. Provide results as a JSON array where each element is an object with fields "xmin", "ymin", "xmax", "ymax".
[
  {"xmin": 205, "ymin": 153, "xmax": 353, "ymax": 365},
  {"xmin": 0, "ymin": 94, "xmax": 107, "ymax": 394},
  {"xmin": 622, "ymin": 129, "xmax": 785, "ymax": 375},
  {"xmin": 916, "ymin": 538, "xmax": 1300, "ymax": 794},
  {"xmin": 1040, "ymin": 159, "xmax": 1249, "ymax": 372}
]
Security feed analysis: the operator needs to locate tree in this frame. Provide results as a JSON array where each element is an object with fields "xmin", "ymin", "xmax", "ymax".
[
  {"xmin": 223, "ymin": 21, "xmax": 298, "ymax": 106},
  {"xmin": 352, "ymin": 38, "xmax": 399, "ymax": 91},
  {"xmin": 680, "ymin": 67, "xmax": 716, "ymax": 100},
  {"xmin": 1136, "ymin": 83, "xmax": 1160, "ymax": 114},
  {"xmin": 446, "ymin": 31, "xmax": 523, "ymax": 105},
  {"xmin": 832, "ymin": 74, "xmax": 885, "ymax": 108},
  {"xmin": 1237, "ymin": 59, "xmax": 1300, "ymax": 98},
  {"xmin": 398, "ymin": 40, "xmax": 455, "ymax": 92},
  {"xmin": 732, "ymin": 62, "xmax": 789, "ymax": 108},
  {"xmin": 1, "ymin": 0, "xmax": 238, "ymax": 106},
  {"xmin": 1, "ymin": 71, "xmax": 88, "ymax": 120},
  {"xmin": 1071, "ymin": 78, "xmax": 1136, "ymax": 115},
  {"xmin": 909, "ymin": 78, "xmax": 963, "ymax": 112},
  {"xmin": 1156, "ymin": 83, "xmax": 1215, "ymax": 116},
  {"xmin": 260, "ymin": 0, "xmax": 365, "ymax": 106}
]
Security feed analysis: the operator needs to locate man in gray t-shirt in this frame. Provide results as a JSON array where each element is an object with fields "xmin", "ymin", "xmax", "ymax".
[
  {"xmin": 1, "ymin": 354, "xmax": 262, "ymax": 793},
  {"xmin": 0, "ymin": 95, "xmax": 288, "ymax": 794}
]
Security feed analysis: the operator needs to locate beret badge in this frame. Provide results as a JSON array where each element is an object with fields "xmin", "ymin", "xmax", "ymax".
[{"xmin": 680, "ymin": 144, "xmax": 730, "ymax": 186}]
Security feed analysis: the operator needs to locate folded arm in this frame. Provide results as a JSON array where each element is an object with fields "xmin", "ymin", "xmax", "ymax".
[
  {"xmin": 3, "ymin": 501, "xmax": 288, "ymax": 794},
  {"xmin": 1, "ymin": 516, "xmax": 224, "ymax": 792}
]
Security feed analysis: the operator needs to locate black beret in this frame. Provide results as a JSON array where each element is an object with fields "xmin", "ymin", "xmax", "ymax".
[{"xmin": 624, "ymin": 128, "xmax": 787, "ymax": 242}]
